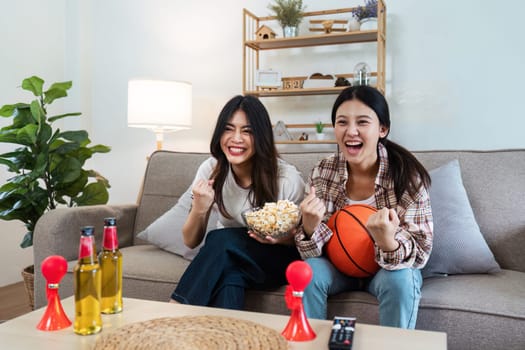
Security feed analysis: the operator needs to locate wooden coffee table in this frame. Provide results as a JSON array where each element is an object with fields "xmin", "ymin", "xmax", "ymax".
[{"xmin": 0, "ymin": 297, "xmax": 446, "ymax": 349}]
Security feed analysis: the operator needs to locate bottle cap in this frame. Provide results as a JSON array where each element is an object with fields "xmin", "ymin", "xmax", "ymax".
[
  {"xmin": 104, "ymin": 217, "xmax": 116, "ymax": 226},
  {"xmin": 78, "ymin": 228, "xmax": 95, "ymax": 259},
  {"xmin": 81, "ymin": 226, "xmax": 95, "ymax": 236}
]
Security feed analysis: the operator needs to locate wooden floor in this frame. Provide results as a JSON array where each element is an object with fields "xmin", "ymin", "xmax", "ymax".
[{"xmin": 0, "ymin": 281, "xmax": 32, "ymax": 323}]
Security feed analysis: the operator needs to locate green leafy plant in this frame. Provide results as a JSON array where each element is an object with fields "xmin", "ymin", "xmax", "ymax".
[
  {"xmin": 0, "ymin": 76, "xmax": 111, "ymax": 248},
  {"xmin": 315, "ymin": 121, "xmax": 325, "ymax": 133},
  {"xmin": 268, "ymin": 0, "xmax": 306, "ymax": 28}
]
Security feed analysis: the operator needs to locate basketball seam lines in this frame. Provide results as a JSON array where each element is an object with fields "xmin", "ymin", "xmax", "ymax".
[{"xmin": 333, "ymin": 207, "xmax": 375, "ymax": 276}]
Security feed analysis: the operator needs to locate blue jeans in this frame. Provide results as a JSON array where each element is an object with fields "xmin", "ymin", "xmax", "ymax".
[
  {"xmin": 171, "ymin": 228, "xmax": 300, "ymax": 310},
  {"xmin": 303, "ymin": 256, "xmax": 422, "ymax": 329}
]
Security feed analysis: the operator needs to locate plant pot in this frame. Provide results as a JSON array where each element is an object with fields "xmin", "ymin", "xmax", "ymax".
[
  {"xmin": 283, "ymin": 26, "xmax": 298, "ymax": 38},
  {"xmin": 316, "ymin": 133, "xmax": 326, "ymax": 141},
  {"xmin": 359, "ymin": 17, "xmax": 378, "ymax": 31},
  {"xmin": 21, "ymin": 265, "xmax": 35, "ymax": 310}
]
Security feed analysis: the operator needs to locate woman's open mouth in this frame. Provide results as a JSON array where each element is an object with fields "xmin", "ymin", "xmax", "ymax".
[
  {"xmin": 228, "ymin": 146, "xmax": 246, "ymax": 156},
  {"xmin": 344, "ymin": 141, "xmax": 363, "ymax": 154}
]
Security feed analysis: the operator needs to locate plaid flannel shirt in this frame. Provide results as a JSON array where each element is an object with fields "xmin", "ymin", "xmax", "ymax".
[{"xmin": 294, "ymin": 143, "xmax": 433, "ymax": 270}]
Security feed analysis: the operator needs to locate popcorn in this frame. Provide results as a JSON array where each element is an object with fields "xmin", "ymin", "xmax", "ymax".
[{"xmin": 243, "ymin": 200, "xmax": 300, "ymax": 238}]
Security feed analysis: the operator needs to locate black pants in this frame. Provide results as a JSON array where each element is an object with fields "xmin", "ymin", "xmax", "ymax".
[{"xmin": 171, "ymin": 227, "xmax": 300, "ymax": 309}]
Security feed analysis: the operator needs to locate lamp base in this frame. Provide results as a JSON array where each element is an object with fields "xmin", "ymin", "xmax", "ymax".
[{"xmin": 155, "ymin": 131, "xmax": 164, "ymax": 150}]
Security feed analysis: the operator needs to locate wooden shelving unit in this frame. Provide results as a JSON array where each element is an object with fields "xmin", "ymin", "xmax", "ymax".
[
  {"xmin": 245, "ymin": 30, "xmax": 380, "ymax": 50},
  {"xmin": 273, "ymin": 123, "xmax": 336, "ymax": 145},
  {"xmin": 276, "ymin": 139, "xmax": 336, "ymax": 144},
  {"xmin": 247, "ymin": 86, "xmax": 346, "ymax": 98},
  {"xmin": 243, "ymin": 2, "xmax": 386, "ymax": 144},
  {"xmin": 246, "ymin": 73, "xmax": 379, "ymax": 97}
]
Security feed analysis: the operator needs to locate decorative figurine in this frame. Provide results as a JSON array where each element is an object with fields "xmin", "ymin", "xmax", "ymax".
[
  {"xmin": 309, "ymin": 19, "xmax": 348, "ymax": 34},
  {"xmin": 281, "ymin": 260, "xmax": 316, "ymax": 341},
  {"xmin": 299, "ymin": 132, "xmax": 309, "ymax": 141},
  {"xmin": 37, "ymin": 255, "xmax": 72, "ymax": 331},
  {"xmin": 335, "ymin": 77, "xmax": 351, "ymax": 87}
]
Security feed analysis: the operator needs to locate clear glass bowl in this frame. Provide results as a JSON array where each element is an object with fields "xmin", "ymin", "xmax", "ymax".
[{"xmin": 242, "ymin": 203, "xmax": 301, "ymax": 239}]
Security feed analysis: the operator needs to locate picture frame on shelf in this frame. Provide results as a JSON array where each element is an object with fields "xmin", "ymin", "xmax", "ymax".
[{"xmin": 255, "ymin": 69, "xmax": 282, "ymax": 90}]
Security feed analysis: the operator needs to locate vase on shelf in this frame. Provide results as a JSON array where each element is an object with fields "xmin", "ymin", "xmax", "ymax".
[
  {"xmin": 359, "ymin": 17, "xmax": 377, "ymax": 31},
  {"xmin": 283, "ymin": 26, "xmax": 298, "ymax": 38},
  {"xmin": 348, "ymin": 18, "xmax": 360, "ymax": 32},
  {"xmin": 315, "ymin": 133, "xmax": 325, "ymax": 141}
]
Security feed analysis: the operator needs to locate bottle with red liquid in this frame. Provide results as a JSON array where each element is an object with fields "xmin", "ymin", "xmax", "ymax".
[
  {"xmin": 73, "ymin": 226, "xmax": 102, "ymax": 335},
  {"xmin": 98, "ymin": 217, "xmax": 123, "ymax": 314}
]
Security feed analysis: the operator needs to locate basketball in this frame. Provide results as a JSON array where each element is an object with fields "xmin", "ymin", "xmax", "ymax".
[{"xmin": 325, "ymin": 204, "xmax": 380, "ymax": 278}]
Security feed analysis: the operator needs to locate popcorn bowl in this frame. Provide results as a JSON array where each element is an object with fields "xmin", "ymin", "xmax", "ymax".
[{"xmin": 242, "ymin": 200, "xmax": 301, "ymax": 239}]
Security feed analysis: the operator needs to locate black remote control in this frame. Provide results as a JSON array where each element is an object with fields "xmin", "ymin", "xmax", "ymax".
[{"xmin": 328, "ymin": 316, "xmax": 356, "ymax": 350}]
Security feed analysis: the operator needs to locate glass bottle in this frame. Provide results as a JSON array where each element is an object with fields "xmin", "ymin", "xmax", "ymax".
[
  {"xmin": 73, "ymin": 226, "xmax": 102, "ymax": 335},
  {"xmin": 99, "ymin": 217, "xmax": 123, "ymax": 314}
]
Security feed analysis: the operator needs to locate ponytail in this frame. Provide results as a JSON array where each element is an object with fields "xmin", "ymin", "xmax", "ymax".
[{"xmin": 381, "ymin": 139, "xmax": 431, "ymax": 202}]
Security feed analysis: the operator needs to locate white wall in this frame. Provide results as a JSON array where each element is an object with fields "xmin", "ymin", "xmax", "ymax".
[
  {"xmin": 1, "ymin": 0, "xmax": 524, "ymax": 286},
  {"xmin": 0, "ymin": 0, "xmax": 66, "ymax": 286}
]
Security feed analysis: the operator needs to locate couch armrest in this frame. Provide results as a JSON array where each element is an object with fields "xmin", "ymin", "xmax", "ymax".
[{"xmin": 33, "ymin": 204, "xmax": 138, "ymax": 308}]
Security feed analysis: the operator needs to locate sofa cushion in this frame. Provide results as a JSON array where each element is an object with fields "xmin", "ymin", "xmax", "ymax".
[
  {"xmin": 136, "ymin": 185, "xmax": 218, "ymax": 260},
  {"xmin": 422, "ymin": 160, "xmax": 500, "ymax": 277},
  {"xmin": 120, "ymin": 245, "xmax": 191, "ymax": 282},
  {"xmin": 421, "ymin": 270, "xmax": 525, "ymax": 319}
]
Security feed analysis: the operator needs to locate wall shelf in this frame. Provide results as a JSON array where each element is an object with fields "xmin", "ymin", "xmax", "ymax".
[
  {"xmin": 246, "ymin": 86, "xmax": 346, "ymax": 97},
  {"xmin": 245, "ymin": 30, "xmax": 379, "ymax": 50},
  {"xmin": 274, "ymin": 123, "xmax": 336, "ymax": 145}
]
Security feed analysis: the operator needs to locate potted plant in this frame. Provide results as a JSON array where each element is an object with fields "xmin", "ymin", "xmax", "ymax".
[
  {"xmin": 352, "ymin": 0, "xmax": 378, "ymax": 30},
  {"xmin": 0, "ymin": 76, "xmax": 111, "ymax": 308},
  {"xmin": 315, "ymin": 121, "xmax": 325, "ymax": 140},
  {"xmin": 268, "ymin": 0, "xmax": 306, "ymax": 37}
]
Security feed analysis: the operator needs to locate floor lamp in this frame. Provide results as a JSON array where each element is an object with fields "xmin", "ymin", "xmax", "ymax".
[{"xmin": 127, "ymin": 79, "xmax": 192, "ymax": 150}]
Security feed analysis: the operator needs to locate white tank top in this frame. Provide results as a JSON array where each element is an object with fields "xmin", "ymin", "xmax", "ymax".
[{"xmin": 347, "ymin": 194, "xmax": 376, "ymax": 207}]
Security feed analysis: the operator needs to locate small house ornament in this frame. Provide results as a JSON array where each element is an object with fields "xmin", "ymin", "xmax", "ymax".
[{"xmin": 256, "ymin": 25, "xmax": 276, "ymax": 40}]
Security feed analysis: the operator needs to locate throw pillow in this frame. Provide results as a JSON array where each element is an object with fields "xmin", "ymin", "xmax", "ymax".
[
  {"xmin": 422, "ymin": 159, "xmax": 501, "ymax": 277},
  {"xmin": 137, "ymin": 186, "xmax": 218, "ymax": 260}
]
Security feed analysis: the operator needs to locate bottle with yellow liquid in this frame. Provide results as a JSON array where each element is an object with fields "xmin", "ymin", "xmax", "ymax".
[
  {"xmin": 99, "ymin": 217, "xmax": 123, "ymax": 314},
  {"xmin": 73, "ymin": 226, "xmax": 102, "ymax": 335}
]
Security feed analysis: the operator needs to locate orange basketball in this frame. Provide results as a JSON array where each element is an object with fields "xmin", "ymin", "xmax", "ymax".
[{"xmin": 325, "ymin": 204, "xmax": 380, "ymax": 278}]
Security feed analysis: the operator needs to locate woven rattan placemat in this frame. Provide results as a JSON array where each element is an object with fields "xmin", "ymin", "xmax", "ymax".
[{"xmin": 94, "ymin": 315, "xmax": 289, "ymax": 350}]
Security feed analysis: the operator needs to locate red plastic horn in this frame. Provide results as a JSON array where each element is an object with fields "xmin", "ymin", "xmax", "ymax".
[
  {"xmin": 36, "ymin": 255, "xmax": 72, "ymax": 331},
  {"xmin": 281, "ymin": 260, "xmax": 316, "ymax": 341}
]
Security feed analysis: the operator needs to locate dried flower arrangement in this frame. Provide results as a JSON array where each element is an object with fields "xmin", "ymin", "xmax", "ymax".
[{"xmin": 352, "ymin": 0, "xmax": 378, "ymax": 21}]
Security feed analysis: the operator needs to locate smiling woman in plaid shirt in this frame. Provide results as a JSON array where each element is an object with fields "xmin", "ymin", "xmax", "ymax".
[{"xmin": 294, "ymin": 86, "xmax": 433, "ymax": 329}]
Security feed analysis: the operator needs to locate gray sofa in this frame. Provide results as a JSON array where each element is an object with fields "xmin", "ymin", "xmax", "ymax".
[{"xmin": 34, "ymin": 149, "xmax": 525, "ymax": 350}]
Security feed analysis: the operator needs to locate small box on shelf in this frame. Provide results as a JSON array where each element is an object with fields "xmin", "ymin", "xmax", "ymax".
[{"xmin": 281, "ymin": 76, "xmax": 308, "ymax": 89}]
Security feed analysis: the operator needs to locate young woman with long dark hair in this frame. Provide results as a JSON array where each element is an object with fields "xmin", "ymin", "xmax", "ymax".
[
  {"xmin": 170, "ymin": 95, "xmax": 305, "ymax": 309},
  {"xmin": 296, "ymin": 85, "xmax": 433, "ymax": 329}
]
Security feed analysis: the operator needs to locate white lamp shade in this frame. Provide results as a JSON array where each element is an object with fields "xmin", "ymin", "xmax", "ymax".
[{"xmin": 127, "ymin": 79, "xmax": 192, "ymax": 131}]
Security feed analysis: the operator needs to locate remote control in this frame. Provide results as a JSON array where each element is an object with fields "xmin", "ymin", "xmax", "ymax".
[{"xmin": 328, "ymin": 316, "xmax": 356, "ymax": 350}]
